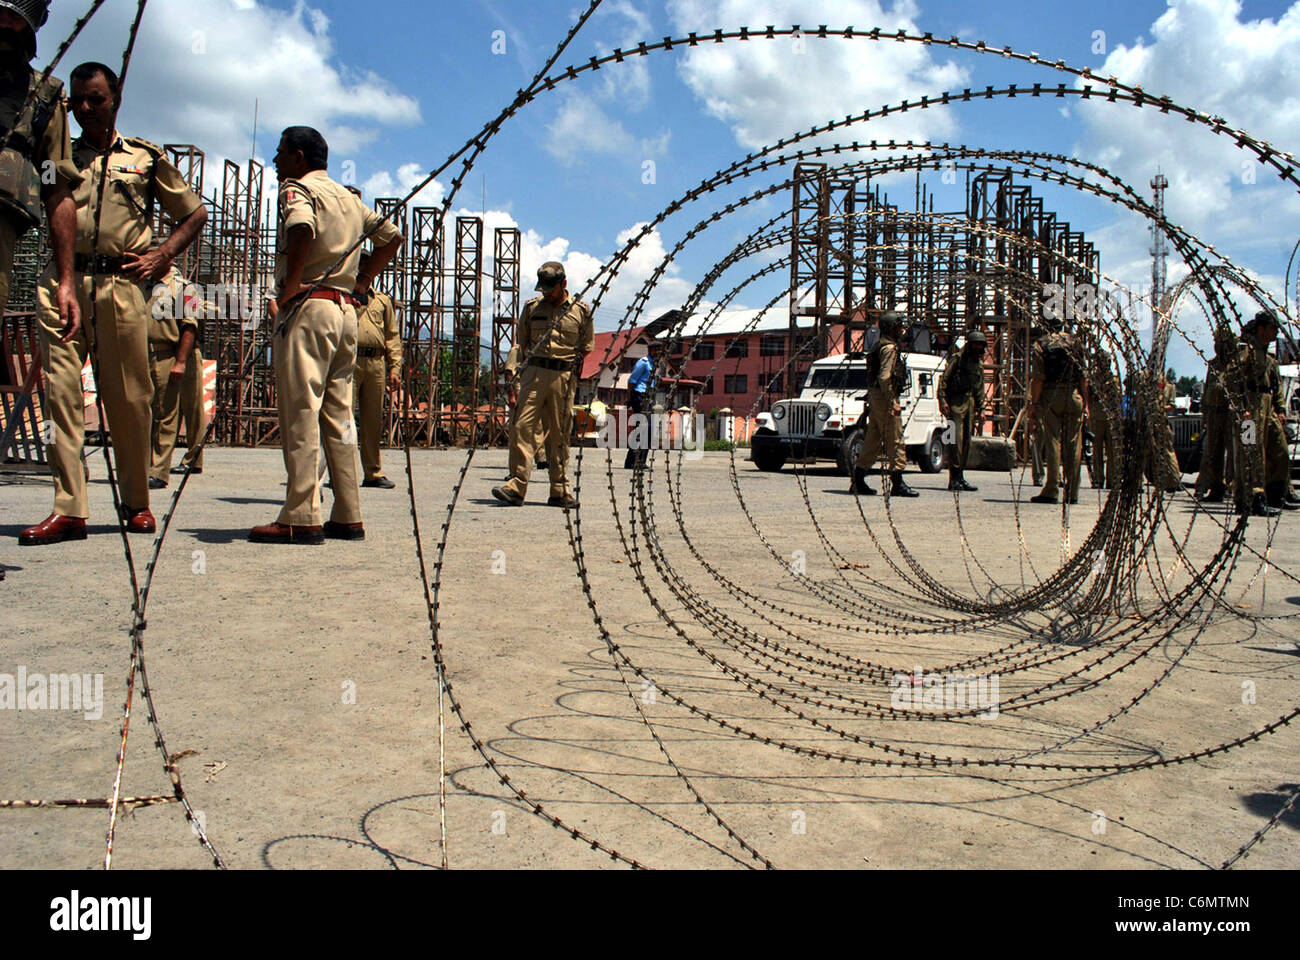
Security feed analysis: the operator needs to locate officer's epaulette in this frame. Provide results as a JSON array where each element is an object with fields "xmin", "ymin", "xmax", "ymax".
[
  {"xmin": 123, "ymin": 135, "xmax": 163, "ymax": 159},
  {"xmin": 523, "ymin": 295, "xmax": 543, "ymax": 309}
]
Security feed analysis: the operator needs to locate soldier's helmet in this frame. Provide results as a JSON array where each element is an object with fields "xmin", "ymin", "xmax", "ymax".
[
  {"xmin": 964, "ymin": 329, "xmax": 987, "ymax": 350},
  {"xmin": 0, "ymin": 0, "xmax": 48, "ymax": 53},
  {"xmin": 878, "ymin": 311, "xmax": 904, "ymax": 337},
  {"xmin": 1252, "ymin": 309, "xmax": 1281, "ymax": 332},
  {"xmin": 1212, "ymin": 325, "xmax": 1237, "ymax": 357}
]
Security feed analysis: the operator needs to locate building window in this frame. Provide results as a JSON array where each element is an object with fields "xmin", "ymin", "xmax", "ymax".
[
  {"xmin": 669, "ymin": 338, "xmax": 683, "ymax": 356},
  {"xmin": 767, "ymin": 373, "xmax": 784, "ymax": 394},
  {"xmin": 724, "ymin": 374, "xmax": 748, "ymax": 394},
  {"xmin": 701, "ymin": 376, "xmax": 713, "ymax": 395},
  {"xmin": 692, "ymin": 341, "xmax": 715, "ymax": 361},
  {"xmin": 725, "ymin": 338, "xmax": 748, "ymax": 359},
  {"xmin": 620, "ymin": 356, "xmax": 637, "ymax": 374},
  {"xmin": 761, "ymin": 334, "xmax": 785, "ymax": 357}
]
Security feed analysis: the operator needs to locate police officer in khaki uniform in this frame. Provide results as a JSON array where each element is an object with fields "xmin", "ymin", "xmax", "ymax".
[
  {"xmin": 21, "ymin": 62, "xmax": 207, "ymax": 546},
  {"xmin": 937, "ymin": 328, "xmax": 985, "ymax": 492},
  {"xmin": 146, "ymin": 267, "xmax": 211, "ymax": 487},
  {"xmin": 1088, "ymin": 345, "xmax": 1121, "ymax": 490},
  {"xmin": 351, "ymin": 249, "xmax": 402, "ymax": 488},
  {"xmin": 852, "ymin": 311, "xmax": 917, "ymax": 497},
  {"xmin": 1146, "ymin": 375, "xmax": 1183, "ymax": 492},
  {"xmin": 250, "ymin": 126, "xmax": 402, "ymax": 544},
  {"xmin": 492, "ymin": 262, "xmax": 593, "ymax": 508},
  {"xmin": 1026, "ymin": 323, "xmax": 1088, "ymax": 505},
  {"xmin": 1194, "ymin": 327, "xmax": 1237, "ymax": 502},
  {"xmin": 1229, "ymin": 311, "xmax": 1295, "ymax": 518}
]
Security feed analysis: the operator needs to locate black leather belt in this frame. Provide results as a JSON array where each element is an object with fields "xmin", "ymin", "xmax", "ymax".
[
  {"xmin": 357, "ymin": 347, "xmax": 385, "ymax": 359},
  {"xmin": 528, "ymin": 356, "xmax": 575, "ymax": 372},
  {"xmin": 75, "ymin": 253, "xmax": 128, "ymax": 275}
]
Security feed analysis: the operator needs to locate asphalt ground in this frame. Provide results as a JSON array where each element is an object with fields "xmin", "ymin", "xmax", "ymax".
[{"xmin": 1, "ymin": 445, "xmax": 1297, "ymax": 869}]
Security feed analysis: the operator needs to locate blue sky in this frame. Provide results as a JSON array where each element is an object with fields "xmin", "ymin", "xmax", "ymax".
[{"xmin": 43, "ymin": 0, "xmax": 1300, "ymax": 376}]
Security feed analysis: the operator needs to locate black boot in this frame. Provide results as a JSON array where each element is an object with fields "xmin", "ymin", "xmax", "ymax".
[
  {"xmin": 1266, "ymin": 482, "xmax": 1299, "ymax": 510},
  {"xmin": 852, "ymin": 467, "xmax": 876, "ymax": 496},
  {"xmin": 1247, "ymin": 493, "xmax": 1281, "ymax": 518},
  {"xmin": 955, "ymin": 470, "xmax": 977, "ymax": 492},
  {"xmin": 1200, "ymin": 484, "xmax": 1225, "ymax": 503},
  {"xmin": 1286, "ymin": 489, "xmax": 1300, "ymax": 507},
  {"xmin": 890, "ymin": 472, "xmax": 919, "ymax": 498}
]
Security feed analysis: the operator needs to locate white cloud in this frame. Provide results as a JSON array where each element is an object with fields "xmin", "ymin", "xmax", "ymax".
[
  {"xmin": 1069, "ymin": 0, "xmax": 1300, "ymax": 373},
  {"xmin": 45, "ymin": 0, "xmax": 421, "ymax": 177},
  {"xmin": 1075, "ymin": 0, "xmax": 1300, "ymax": 261},
  {"xmin": 665, "ymin": 0, "xmax": 968, "ymax": 151},
  {"xmin": 545, "ymin": 91, "xmax": 671, "ymax": 164},
  {"xmin": 363, "ymin": 162, "xmax": 446, "ymax": 209}
]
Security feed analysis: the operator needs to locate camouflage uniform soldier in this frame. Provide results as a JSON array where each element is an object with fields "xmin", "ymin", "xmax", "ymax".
[
  {"xmin": 1228, "ymin": 311, "xmax": 1291, "ymax": 518},
  {"xmin": 852, "ymin": 311, "xmax": 917, "ymax": 498},
  {"xmin": 1027, "ymin": 324, "xmax": 1088, "ymax": 505},
  {"xmin": 2, "ymin": 2, "xmax": 82, "ymax": 556},
  {"xmin": 1088, "ymin": 346, "xmax": 1121, "ymax": 490},
  {"xmin": 492, "ymin": 262, "xmax": 593, "ymax": 508},
  {"xmin": 1194, "ymin": 327, "xmax": 1237, "ymax": 502},
  {"xmin": 938, "ymin": 329, "xmax": 986, "ymax": 492}
]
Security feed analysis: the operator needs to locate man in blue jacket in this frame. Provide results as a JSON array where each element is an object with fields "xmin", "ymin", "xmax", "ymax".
[{"xmin": 624, "ymin": 340, "xmax": 660, "ymax": 470}]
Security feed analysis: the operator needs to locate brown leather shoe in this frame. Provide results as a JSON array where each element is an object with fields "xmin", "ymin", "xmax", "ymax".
[
  {"xmin": 249, "ymin": 521, "xmax": 325, "ymax": 545},
  {"xmin": 121, "ymin": 507, "xmax": 156, "ymax": 534},
  {"xmin": 19, "ymin": 514, "xmax": 88, "ymax": 546},
  {"xmin": 323, "ymin": 520, "xmax": 365, "ymax": 541}
]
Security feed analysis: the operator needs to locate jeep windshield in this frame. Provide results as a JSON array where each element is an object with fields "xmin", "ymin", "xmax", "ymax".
[{"xmin": 804, "ymin": 367, "xmax": 870, "ymax": 392}]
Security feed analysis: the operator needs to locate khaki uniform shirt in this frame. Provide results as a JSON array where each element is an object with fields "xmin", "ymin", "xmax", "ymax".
[
  {"xmin": 1030, "ymin": 332, "xmax": 1084, "ymax": 389},
  {"xmin": 869, "ymin": 339, "xmax": 900, "ymax": 397},
  {"xmin": 514, "ymin": 294, "xmax": 594, "ymax": 365},
  {"xmin": 1230, "ymin": 338, "xmax": 1276, "ymax": 406},
  {"xmin": 938, "ymin": 348, "xmax": 983, "ymax": 407},
  {"xmin": 70, "ymin": 133, "xmax": 202, "ymax": 256},
  {"xmin": 147, "ymin": 268, "xmax": 213, "ymax": 347},
  {"xmin": 276, "ymin": 169, "xmax": 400, "ymax": 295},
  {"xmin": 356, "ymin": 290, "xmax": 402, "ymax": 369},
  {"xmin": 1162, "ymin": 380, "xmax": 1177, "ymax": 410}
]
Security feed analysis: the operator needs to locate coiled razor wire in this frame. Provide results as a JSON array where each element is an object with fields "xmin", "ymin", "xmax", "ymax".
[{"xmin": 6, "ymin": 4, "xmax": 1298, "ymax": 870}]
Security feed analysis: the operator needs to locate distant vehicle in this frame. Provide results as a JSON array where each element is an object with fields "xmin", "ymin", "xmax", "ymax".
[
  {"xmin": 1281, "ymin": 363, "xmax": 1300, "ymax": 476},
  {"xmin": 750, "ymin": 351, "xmax": 949, "ymax": 475}
]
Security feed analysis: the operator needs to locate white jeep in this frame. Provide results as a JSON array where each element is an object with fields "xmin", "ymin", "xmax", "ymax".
[{"xmin": 751, "ymin": 351, "xmax": 950, "ymax": 475}]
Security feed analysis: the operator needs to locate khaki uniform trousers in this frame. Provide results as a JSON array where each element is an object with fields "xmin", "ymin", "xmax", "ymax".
[
  {"xmin": 1039, "ymin": 385, "xmax": 1083, "ymax": 500},
  {"xmin": 274, "ymin": 298, "xmax": 361, "ymax": 527},
  {"xmin": 353, "ymin": 353, "xmax": 387, "ymax": 481},
  {"xmin": 1194, "ymin": 404, "xmax": 1232, "ymax": 496},
  {"xmin": 1233, "ymin": 395, "xmax": 1290, "ymax": 503},
  {"xmin": 37, "ymin": 270, "xmax": 153, "ymax": 517},
  {"xmin": 1147, "ymin": 417, "xmax": 1182, "ymax": 491},
  {"xmin": 946, "ymin": 396, "xmax": 975, "ymax": 471},
  {"xmin": 504, "ymin": 364, "xmax": 573, "ymax": 499},
  {"xmin": 854, "ymin": 389, "xmax": 907, "ymax": 472},
  {"xmin": 149, "ymin": 344, "xmax": 205, "ymax": 480},
  {"xmin": 1090, "ymin": 405, "xmax": 1117, "ymax": 489}
]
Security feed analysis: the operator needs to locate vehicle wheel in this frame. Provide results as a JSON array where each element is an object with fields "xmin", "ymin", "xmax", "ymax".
[
  {"xmin": 838, "ymin": 428, "xmax": 862, "ymax": 476},
  {"xmin": 918, "ymin": 431, "xmax": 945, "ymax": 473},
  {"xmin": 753, "ymin": 446, "xmax": 787, "ymax": 472}
]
